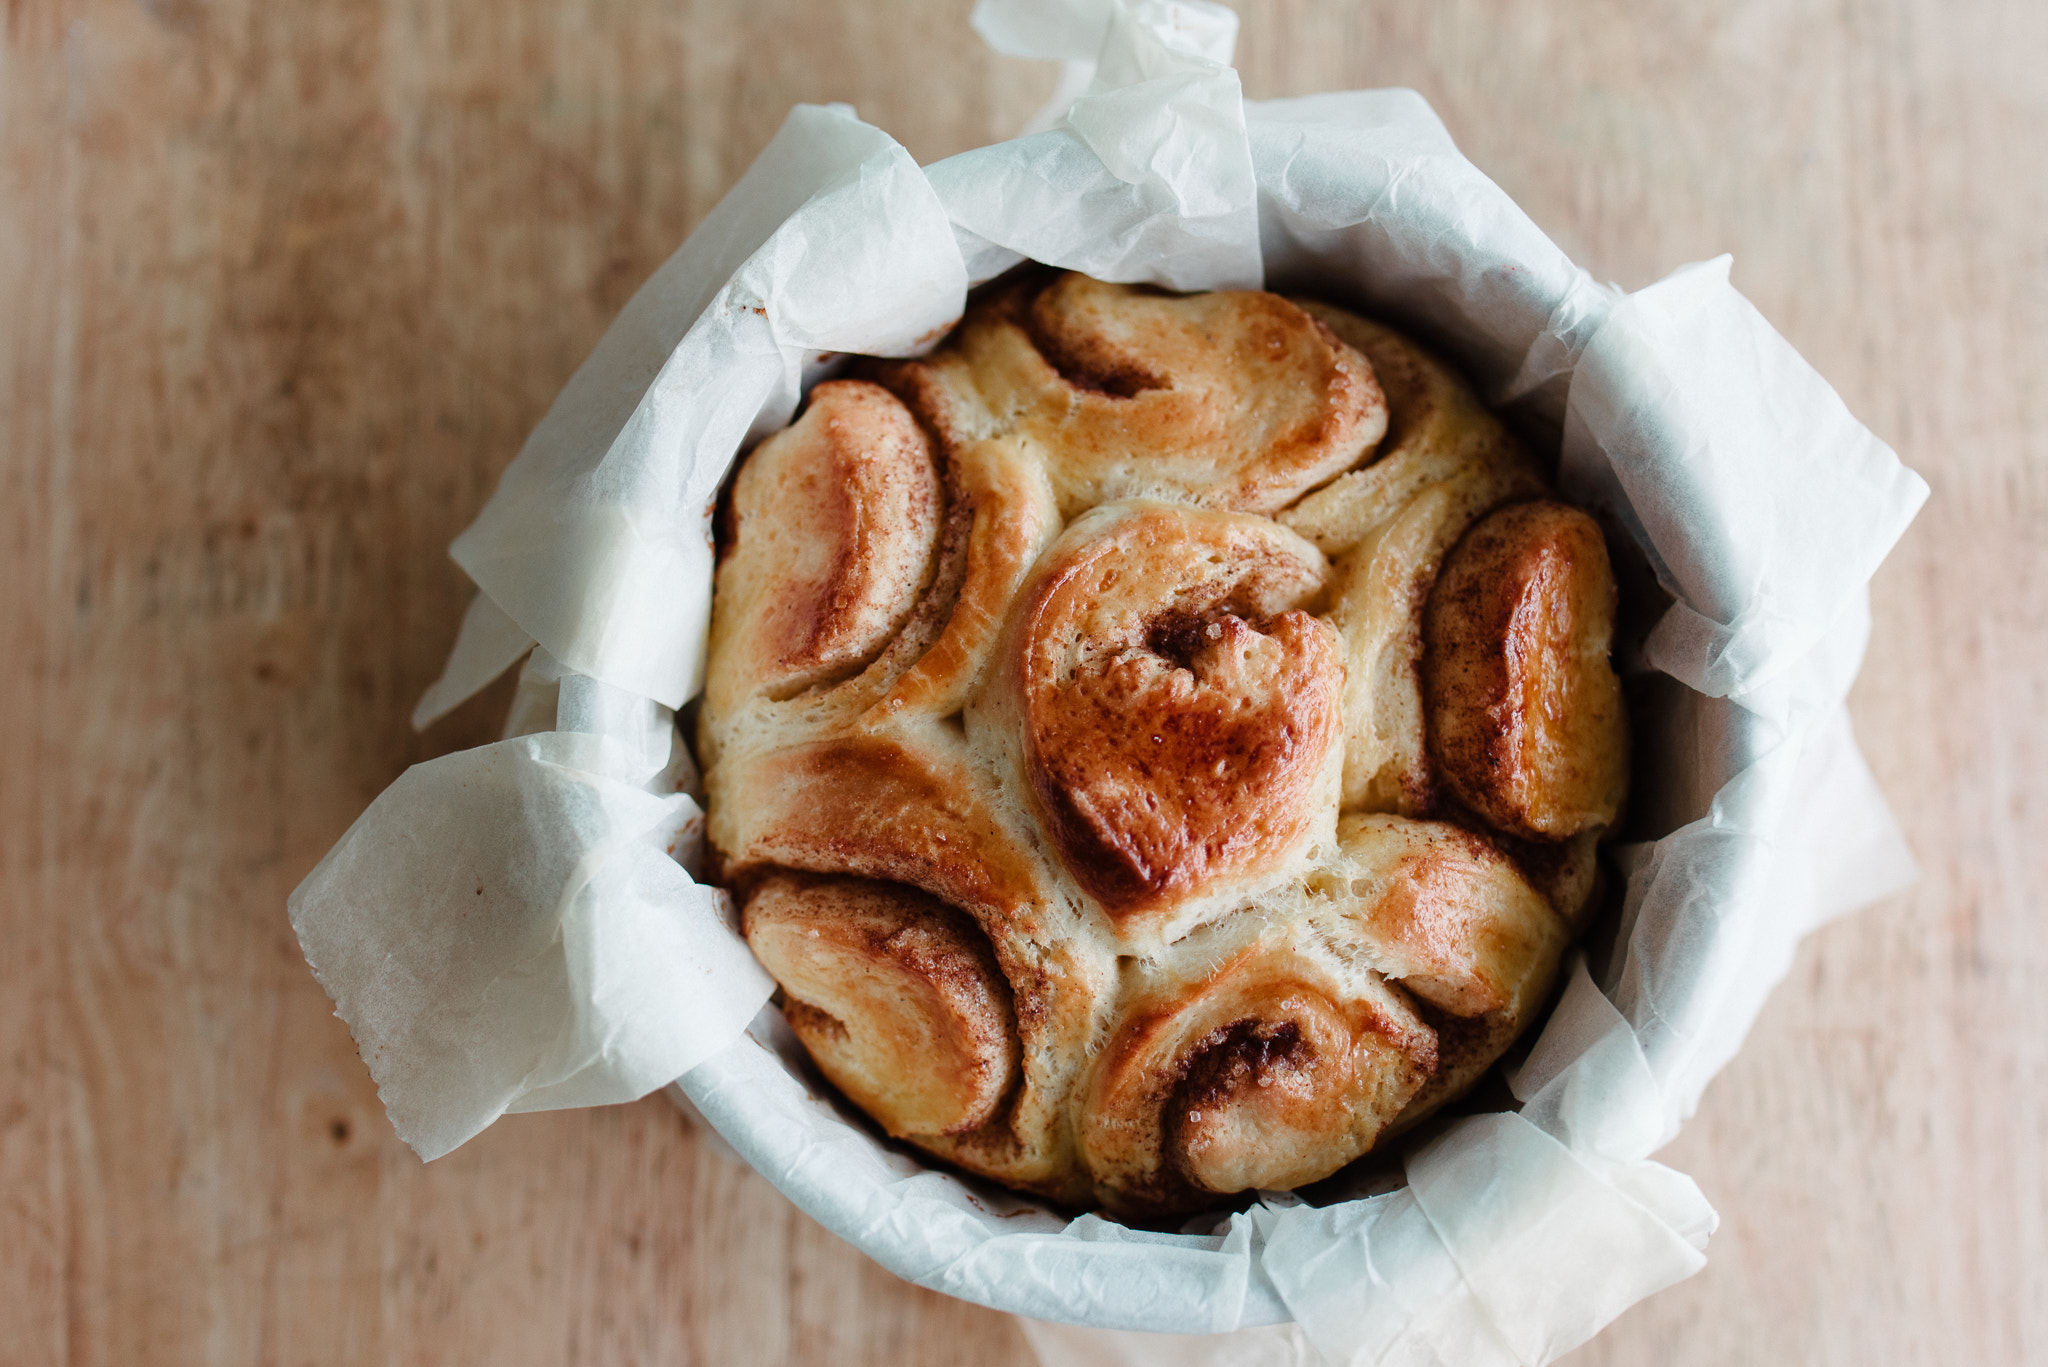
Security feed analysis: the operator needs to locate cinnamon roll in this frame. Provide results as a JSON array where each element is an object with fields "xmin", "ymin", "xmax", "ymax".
[
  {"xmin": 743, "ymin": 872, "xmax": 1019, "ymax": 1139},
  {"xmin": 1080, "ymin": 915, "xmax": 1435, "ymax": 1209},
  {"xmin": 698, "ymin": 270, "xmax": 1628, "ymax": 1217},
  {"xmin": 978, "ymin": 502, "xmax": 1344, "ymax": 933}
]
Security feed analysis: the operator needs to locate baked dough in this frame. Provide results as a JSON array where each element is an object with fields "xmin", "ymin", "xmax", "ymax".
[{"xmin": 701, "ymin": 271, "xmax": 1626, "ymax": 1216}]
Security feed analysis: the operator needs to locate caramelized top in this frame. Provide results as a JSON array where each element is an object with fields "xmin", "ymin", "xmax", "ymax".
[
  {"xmin": 1423, "ymin": 501, "xmax": 1628, "ymax": 838},
  {"xmin": 1004, "ymin": 503, "xmax": 1344, "ymax": 920}
]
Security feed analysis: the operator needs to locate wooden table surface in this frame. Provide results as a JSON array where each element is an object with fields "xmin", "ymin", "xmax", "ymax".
[{"xmin": 6, "ymin": 0, "xmax": 2042, "ymax": 1362}]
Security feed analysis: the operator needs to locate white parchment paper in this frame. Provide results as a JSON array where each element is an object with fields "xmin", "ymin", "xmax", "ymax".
[{"xmin": 288, "ymin": 0, "xmax": 1928, "ymax": 1361}]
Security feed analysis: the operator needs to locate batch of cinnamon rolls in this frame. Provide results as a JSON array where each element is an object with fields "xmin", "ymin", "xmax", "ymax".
[{"xmin": 697, "ymin": 270, "xmax": 1628, "ymax": 1217}]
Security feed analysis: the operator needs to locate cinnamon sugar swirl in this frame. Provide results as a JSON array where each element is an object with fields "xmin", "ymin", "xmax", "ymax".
[{"xmin": 699, "ymin": 271, "xmax": 1627, "ymax": 1217}]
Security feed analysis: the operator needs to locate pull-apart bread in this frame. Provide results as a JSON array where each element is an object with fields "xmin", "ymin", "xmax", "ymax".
[{"xmin": 698, "ymin": 271, "xmax": 1627, "ymax": 1217}]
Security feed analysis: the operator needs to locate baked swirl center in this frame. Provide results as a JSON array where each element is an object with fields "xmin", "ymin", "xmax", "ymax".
[{"xmin": 1011, "ymin": 503, "xmax": 1344, "ymax": 919}]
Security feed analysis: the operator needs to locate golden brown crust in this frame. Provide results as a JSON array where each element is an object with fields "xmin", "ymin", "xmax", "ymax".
[
  {"xmin": 1080, "ymin": 924, "xmax": 1436, "ymax": 1213},
  {"xmin": 857, "ymin": 437, "xmax": 1061, "ymax": 729},
  {"xmin": 743, "ymin": 874, "xmax": 1020, "ymax": 1138},
  {"xmin": 1312, "ymin": 814, "xmax": 1571, "ymax": 1128},
  {"xmin": 889, "ymin": 274, "xmax": 1387, "ymax": 518},
  {"xmin": 705, "ymin": 381, "xmax": 941, "ymax": 717},
  {"xmin": 996, "ymin": 503, "xmax": 1343, "ymax": 923},
  {"xmin": 1325, "ymin": 814, "xmax": 1567, "ymax": 1020},
  {"xmin": 1279, "ymin": 305, "xmax": 1540, "ymax": 555},
  {"xmin": 1422, "ymin": 501, "xmax": 1629, "ymax": 840},
  {"xmin": 696, "ymin": 275, "xmax": 1627, "ymax": 1216},
  {"xmin": 707, "ymin": 733, "xmax": 1058, "ymax": 930}
]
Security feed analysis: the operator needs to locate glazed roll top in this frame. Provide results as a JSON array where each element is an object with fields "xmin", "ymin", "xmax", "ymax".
[
  {"xmin": 980, "ymin": 502, "xmax": 1344, "ymax": 928},
  {"xmin": 1424, "ymin": 501, "xmax": 1628, "ymax": 840}
]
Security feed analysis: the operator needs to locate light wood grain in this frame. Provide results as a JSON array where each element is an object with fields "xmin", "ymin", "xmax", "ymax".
[{"xmin": 4, "ymin": 0, "xmax": 2040, "ymax": 1363}]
